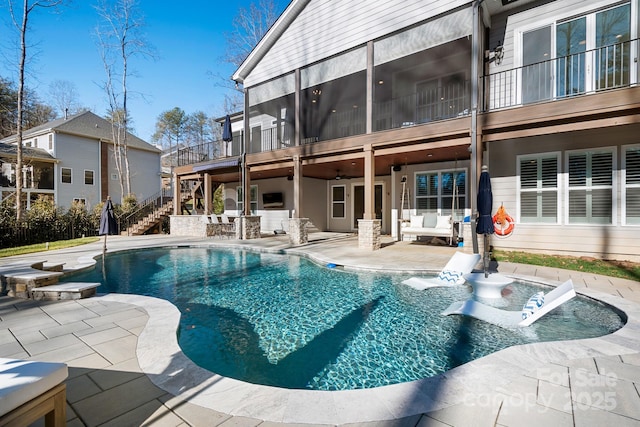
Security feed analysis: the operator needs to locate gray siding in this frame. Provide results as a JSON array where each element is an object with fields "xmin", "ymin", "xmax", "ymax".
[
  {"xmin": 55, "ymin": 134, "xmax": 101, "ymax": 209},
  {"xmin": 246, "ymin": 0, "xmax": 469, "ymax": 87},
  {"xmin": 488, "ymin": 127, "xmax": 640, "ymax": 262}
]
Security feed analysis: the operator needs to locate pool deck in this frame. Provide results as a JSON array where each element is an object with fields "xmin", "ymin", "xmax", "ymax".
[{"xmin": 1, "ymin": 233, "xmax": 639, "ymax": 427}]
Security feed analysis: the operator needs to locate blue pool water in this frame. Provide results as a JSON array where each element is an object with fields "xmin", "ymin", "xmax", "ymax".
[{"xmin": 65, "ymin": 247, "xmax": 624, "ymax": 390}]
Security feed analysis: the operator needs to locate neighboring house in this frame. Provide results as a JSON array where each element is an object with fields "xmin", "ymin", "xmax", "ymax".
[
  {"xmin": 0, "ymin": 111, "xmax": 162, "ymax": 211},
  {"xmin": 174, "ymin": 0, "xmax": 640, "ymax": 262}
]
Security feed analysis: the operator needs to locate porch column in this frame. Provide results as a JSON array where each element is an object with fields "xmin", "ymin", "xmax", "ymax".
[
  {"xmin": 366, "ymin": 41, "xmax": 373, "ymax": 134},
  {"xmin": 173, "ymin": 173, "xmax": 180, "ymax": 215},
  {"xmin": 358, "ymin": 144, "xmax": 381, "ymax": 250},
  {"xmin": 204, "ymin": 172, "xmax": 211, "ymax": 214},
  {"xmin": 295, "ymin": 69, "xmax": 301, "ymax": 146},
  {"xmin": 289, "ymin": 155, "xmax": 309, "ymax": 245}
]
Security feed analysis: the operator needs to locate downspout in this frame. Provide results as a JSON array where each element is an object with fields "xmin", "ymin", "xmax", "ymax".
[{"xmin": 471, "ymin": 0, "xmax": 482, "ymax": 254}]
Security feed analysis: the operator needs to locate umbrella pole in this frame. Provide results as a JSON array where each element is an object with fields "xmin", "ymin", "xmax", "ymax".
[{"xmin": 483, "ymin": 234, "xmax": 490, "ymax": 277}]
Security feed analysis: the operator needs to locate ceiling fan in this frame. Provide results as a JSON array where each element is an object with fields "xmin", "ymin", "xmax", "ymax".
[{"xmin": 335, "ymin": 170, "xmax": 350, "ymax": 180}]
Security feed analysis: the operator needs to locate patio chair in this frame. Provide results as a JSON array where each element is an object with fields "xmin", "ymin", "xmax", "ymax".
[
  {"xmin": 0, "ymin": 358, "xmax": 68, "ymax": 426},
  {"xmin": 441, "ymin": 279, "xmax": 576, "ymax": 328},
  {"xmin": 220, "ymin": 214, "xmax": 236, "ymax": 238},
  {"xmin": 402, "ymin": 252, "xmax": 481, "ymax": 290}
]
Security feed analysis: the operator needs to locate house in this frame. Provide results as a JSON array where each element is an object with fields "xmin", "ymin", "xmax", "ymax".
[
  {"xmin": 0, "ymin": 111, "xmax": 162, "ymax": 211},
  {"xmin": 172, "ymin": 0, "xmax": 640, "ymax": 262}
]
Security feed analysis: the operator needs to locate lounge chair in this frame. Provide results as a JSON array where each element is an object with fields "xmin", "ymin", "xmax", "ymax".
[
  {"xmin": 402, "ymin": 252, "xmax": 481, "ymax": 290},
  {"xmin": 441, "ymin": 279, "xmax": 576, "ymax": 328},
  {"xmin": 220, "ymin": 214, "xmax": 235, "ymax": 238}
]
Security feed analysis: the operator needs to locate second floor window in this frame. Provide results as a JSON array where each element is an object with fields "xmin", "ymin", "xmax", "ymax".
[
  {"xmin": 61, "ymin": 167, "xmax": 72, "ymax": 184},
  {"xmin": 84, "ymin": 170, "xmax": 94, "ymax": 185}
]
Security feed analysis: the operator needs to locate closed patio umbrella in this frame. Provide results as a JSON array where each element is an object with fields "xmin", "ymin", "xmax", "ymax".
[
  {"xmin": 476, "ymin": 165, "xmax": 494, "ymax": 277},
  {"xmin": 222, "ymin": 114, "xmax": 232, "ymax": 155},
  {"xmin": 99, "ymin": 196, "xmax": 117, "ymax": 253}
]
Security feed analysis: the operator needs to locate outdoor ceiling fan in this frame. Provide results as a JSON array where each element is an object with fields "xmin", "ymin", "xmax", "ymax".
[{"xmin": 335, "ymin": 170, "xmax": 350, "ymax": 180}]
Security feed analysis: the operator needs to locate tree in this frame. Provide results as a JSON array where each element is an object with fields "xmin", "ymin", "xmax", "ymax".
[
  {"xmin": 94, "ymin": 0, "xmax": 154, "ymax": 198},
  {"xmin": 216, "ymin": 0, "xmax": 282, "ymax": 113},
  {"xmin": 48, "ymin": 79, "xmax": 81, "ymax": 117},
  {"xmin": 7, "ymin": 0, "xmax": 64, "ymax": 221},
  {"xmin": 152, "ymin": 107, "xmax": 188, "ymax": 166},
  {"xmin": 185, "ymin": 111, "xmax": 212, "ymax": 147}
]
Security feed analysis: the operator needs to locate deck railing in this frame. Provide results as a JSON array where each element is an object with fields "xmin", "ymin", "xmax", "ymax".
[{"xmin": 483, "ymin": 38, "xmax": 639, "ymax": 111}]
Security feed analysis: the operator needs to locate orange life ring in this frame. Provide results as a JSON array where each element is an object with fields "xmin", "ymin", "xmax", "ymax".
[{"xmin": 493, "ymin": 213, "xmax": 515, "ymax": 237}]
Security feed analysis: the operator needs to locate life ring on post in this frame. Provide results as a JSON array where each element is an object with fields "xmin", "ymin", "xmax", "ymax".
[{"xmin": 493, "ymin": 212, "xmax": 515, "ymax": 237}]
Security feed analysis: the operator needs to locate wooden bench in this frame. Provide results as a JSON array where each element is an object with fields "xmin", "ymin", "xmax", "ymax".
[
  {"xmin": 0, "ymin": 358, "xmax": 68, "ymax": 427},
  {"xmin": 31, "ymin": 282, "xmax": 101, "ymax": 301}
]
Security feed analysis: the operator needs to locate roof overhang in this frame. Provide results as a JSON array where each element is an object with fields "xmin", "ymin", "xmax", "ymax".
[{"xmin": 192, "ymin": 157, "xmax": 240, "ymax": 172}]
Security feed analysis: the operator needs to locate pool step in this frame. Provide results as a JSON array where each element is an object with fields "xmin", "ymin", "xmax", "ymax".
[{"xmin": 31, "ymin": 282, "xmax": 101, "ymax": 301}]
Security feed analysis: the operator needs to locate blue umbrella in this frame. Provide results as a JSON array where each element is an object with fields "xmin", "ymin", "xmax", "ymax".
[
  {"xmin": 476, "ymin": 166, "xmax": 494, "ymax": 277},
  {"xmin": 222, "ymin": 114, "xmax": 232, "ymax": 142},
  {"xmin": 99, "ymin": 197, "xmax": 117, "ymax": 253}
]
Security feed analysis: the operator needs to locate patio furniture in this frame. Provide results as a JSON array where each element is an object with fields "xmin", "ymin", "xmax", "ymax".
[
  {"xmin": 402, "ymin": 252, "xmax": 481, "ymax": 290},
  {"xmin": 220, "ymin": 214, "xmax": 236, "ymax": 238},
  {"xmin": 0, "ymin": 358, "xmax": 68, "ymax": 427},
  {"xmin": 441, "ymin": 279, "xmax": 576, "ymax": 328},
  {"xmin": 204, "ymin": 214, "xmax": 222, "ymax": 238}
]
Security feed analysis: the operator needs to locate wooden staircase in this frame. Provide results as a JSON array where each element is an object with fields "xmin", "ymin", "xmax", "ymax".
[{"xmin": 122, "ymin": 199, "xmax": 174, "ymax": 236}]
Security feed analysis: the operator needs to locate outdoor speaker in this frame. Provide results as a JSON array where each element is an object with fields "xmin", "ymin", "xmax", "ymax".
[{"xmin": 392, "ymin": 165, "xmax": 402, "ymax": 172}]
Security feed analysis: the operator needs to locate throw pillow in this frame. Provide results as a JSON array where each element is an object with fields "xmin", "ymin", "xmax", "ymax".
[
  {"xmin": 410, "ymin": 215, "xmax": 424, "ymax": 228},
  {"xmin": 437, "ymin": 270, "xmax": 464, "ymax": 285},
  {"xmin": 521, "ymin": 291, "xmax": 545, "ymax": 320},
  {"xmin": 436, "ymin": 215, "xmax": 451, "ymax": 229}
]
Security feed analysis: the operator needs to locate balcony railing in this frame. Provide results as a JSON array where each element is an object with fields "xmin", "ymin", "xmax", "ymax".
[
  {"xmin": 483, "ymin": 38, "xmax": 639, "ymax": 111},
  {"xmin": 374, "ymin": 82, "xmax": 470, "ymax": 131},
  {"xmin": 177, "ymin": 135, "xmax": 242, "ymax": 167}
]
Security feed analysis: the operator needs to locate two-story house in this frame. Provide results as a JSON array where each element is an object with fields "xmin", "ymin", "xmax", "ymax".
[
  {"xmin": 0, "ymin": 110, "xmax": 162, "ymax": 211},
  {"xmin": 172, "ymin": 0, "xmax": 640, "ymax": 262}
]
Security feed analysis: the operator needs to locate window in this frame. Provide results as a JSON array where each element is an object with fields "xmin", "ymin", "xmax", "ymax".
[
  {"xmin": 237, "ymin": 185, "xmax": 258, "ymax": 214},
  {"xmin": 73, "ymin": 198, "xmax": 86, "ymax": 206},
  {"xmin": 48, "ymin": 134, "xmax": 53, "ymax": 150},
  {"xmin": 567, "ymin": 149, "xmax": 614, "ymax": 224},
  {"xmin": 518, "ymin": 153, "xmax": 559, "ymax": 223},
  {"xmin": 331, "ymin": 185, "xmax": 346, "ymax": 218},
  {"xmin": 61, "ymin": 167, "xmax": 72, "ymax": 184},
  {"xmin": 520, "ymin": 3, "xmax": 631, "ymax": 103},
  {"xmin": 623, "ymin": 145, "xmax": 640, "ymax": 225},
  {"xmin": 84, "ymin": 170, "xmax": 94, "ymax": 185},
  {"xmin": 415, "ymin": 169, "xmax": 466, "ymax": 218}
]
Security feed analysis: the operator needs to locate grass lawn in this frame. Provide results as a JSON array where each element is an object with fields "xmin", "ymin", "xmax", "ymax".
[
  {"xmin": 493, "ymin": 250, "xmax": 640, "ymax": 282},
  {"xmin": 0, "ymin": 237, "xmax": 100, "ymax": 258}
]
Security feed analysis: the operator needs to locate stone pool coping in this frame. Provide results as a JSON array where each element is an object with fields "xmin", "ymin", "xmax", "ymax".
[{"xmin": 98, "ymin": 272, "xmax": 640, "ymax": 425}]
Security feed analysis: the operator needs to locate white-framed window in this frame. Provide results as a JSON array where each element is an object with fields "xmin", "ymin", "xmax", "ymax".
[
  {"xmin": 415, "ymin": 169, "xmax": 466, "ymax": 218},
  {"xmin": 518, "ymin": 152, "xmax": 560, "ymax": 223},
  {"xmin": 84, "ymin": 170, "xmax": 94, "ymax": 185},
  {"xmin": 48, "ymin": 134, "xmax": 53, "ymax": 150},
  {"xmin": 237, "ymin": 185, "xmax": 258, "ymax": 214},
  {"xmin": 623, "ymin": 144, "xmax": 640, "ymax": 225},
  {"xmin": 111, "ymin": 173, "xmax": 118, "ymax": 180},
  {"xmin": 331, "ymin": 185, "xmax": 346, "ymax": 218},
  {"xmin": 517, "ymin": 2, "xmax": 633, "ymax": 108},
  {"xmin": 61, "ymin": 167, "xmax": 72, "ymax": 184},
  {"xmin": 566, "ymin": 148, "xmax": 615, "ymax": 225}
]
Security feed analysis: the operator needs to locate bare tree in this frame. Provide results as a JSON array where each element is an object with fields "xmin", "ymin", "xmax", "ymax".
[
  {"xmin": 7, "ymin": 0, "xmax": 64, "ymax": 221},
  {"xmin": 94, "ymin": 0, "xmax": 154, "ymax": 198},
  {"xmin": 214, "ymin": 0, "xmax": 282, "ymax": 113},
  {"xmin": 48, "ymin": 79, "xmax": 80, "ymax": 117}
]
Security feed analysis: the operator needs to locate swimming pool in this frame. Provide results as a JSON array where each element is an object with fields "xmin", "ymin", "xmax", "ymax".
[{"xmin": 65, "ymin": 247, "xmax": 624, "ymax": 391}]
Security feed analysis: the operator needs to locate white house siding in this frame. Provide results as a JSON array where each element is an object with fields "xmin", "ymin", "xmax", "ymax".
[
  {"xmin": 54, "ymin": 133, "xmax": 101, "ymax": 209},
  {"xmin": 245, "ymin": 0, "xmax": 470, "ymax": 87},
  {"xmin": 487, "ymin": 125, "xmax": 640, "ymax": 263}
]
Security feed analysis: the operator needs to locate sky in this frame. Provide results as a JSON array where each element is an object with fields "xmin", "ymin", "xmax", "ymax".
[{"xmin": 0, "ymin": 0, "xmax": 289, "ymax": 143}]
